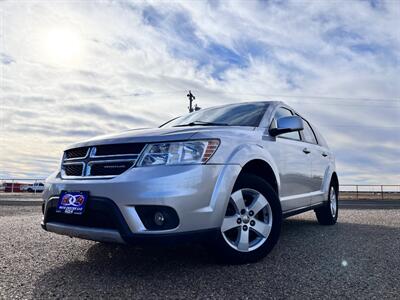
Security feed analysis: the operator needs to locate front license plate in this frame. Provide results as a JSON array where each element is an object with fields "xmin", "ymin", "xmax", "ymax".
[{"xmin": 56, "ymin": 191, "xmax": 88, "ymax": 215}]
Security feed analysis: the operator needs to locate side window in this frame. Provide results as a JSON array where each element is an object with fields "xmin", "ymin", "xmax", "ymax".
[
  {"xmin": 272, "ymin": 107, "xmax": 301, "ymax": 141},
  {"xmin": 302, "ymin": 118, "xmax": 317, "ymax": 144}
]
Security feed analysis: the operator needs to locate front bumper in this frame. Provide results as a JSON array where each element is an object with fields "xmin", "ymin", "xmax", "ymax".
[{"xmin": 42, "ymin": 164, "xmax": 241, "ymax": 244}]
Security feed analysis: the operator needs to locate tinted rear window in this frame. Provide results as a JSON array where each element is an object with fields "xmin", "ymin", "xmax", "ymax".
[{"xmin": 302, "ymin": 118, "xmax": 317, "ymax": 144}]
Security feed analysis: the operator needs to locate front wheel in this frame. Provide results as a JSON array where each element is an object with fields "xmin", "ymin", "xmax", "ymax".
[
  {"xmin": 315, "ymin": 184, "xmax": 338, "ymax": 225},
  {"xmin": 214, "ymin": 173, "xmax": 282, "ymax": 264}
]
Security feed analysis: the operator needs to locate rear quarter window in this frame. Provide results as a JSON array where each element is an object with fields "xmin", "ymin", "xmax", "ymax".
[{"xmin": 302, "ymin": 118, "xmax": 317, "ymax": 144}]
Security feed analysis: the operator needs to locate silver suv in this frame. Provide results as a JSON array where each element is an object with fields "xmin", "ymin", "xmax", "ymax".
[{"xmin": 42, "ymin": 101, "xmax": 338, "ymax": 263}]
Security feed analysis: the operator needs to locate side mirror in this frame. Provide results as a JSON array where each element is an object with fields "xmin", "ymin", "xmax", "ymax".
[{"xmin": 269, "ymin": 116, "xmax": 303, "ymax": 137}]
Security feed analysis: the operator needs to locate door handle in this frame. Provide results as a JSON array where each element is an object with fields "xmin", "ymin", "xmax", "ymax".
[
  {"xmin": 303, "ymin": 148, "xmax": 311, "ymax": 154},
  {"xmin": 322, "ymin": 152, "xmax": 328, "ymax": 157}
]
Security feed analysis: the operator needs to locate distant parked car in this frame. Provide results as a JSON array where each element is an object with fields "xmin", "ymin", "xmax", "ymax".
[
  {"xmin": 42, "ymin": 101, "xmax": 338, "ymax": 263},
  {"xmin": 23, "ymin": 183, "xmax": 45, "ymax": 193},
  {"xmin": 4, "ymin": 182, "xmax": 24, "ymax": 192}
]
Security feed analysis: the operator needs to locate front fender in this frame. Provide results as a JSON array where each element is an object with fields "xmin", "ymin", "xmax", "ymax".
[{"xmin": 223, "ymin": 143, "xmax": 281, "ymax": 192}]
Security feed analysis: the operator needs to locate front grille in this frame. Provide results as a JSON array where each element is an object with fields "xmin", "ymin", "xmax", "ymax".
[
  {"xmin": 61, "ymin": 143, "xmax": 145, "ymax": 179},
  {"xmin": 94, "ymin": 143, "xmax": 145, "ymax": 156},
  {"xmin": 65, "ymin": 147, "xmax": 89, "ymax": 159},
  {"xmin": 64, "ymin": 164, "xmax": 84, "ymax": 176},
  {"xmin": 89, "ymin": 161, "xmax": 134, "ymax": 176}
]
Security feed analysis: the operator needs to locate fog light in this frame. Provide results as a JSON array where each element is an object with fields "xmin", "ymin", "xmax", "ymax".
[
  {"xmin": 154, "ymin": 212, "xmax": 165, "ymax": 226},
  {"xmin": 135, "ymin": 205, "xmax": 179, "ymax": 230}
]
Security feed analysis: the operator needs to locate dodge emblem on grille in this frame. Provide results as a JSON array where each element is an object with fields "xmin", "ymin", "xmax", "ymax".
[{"xmin": 103, "ymin": 165, "xmax": 126, "ymax": 169}]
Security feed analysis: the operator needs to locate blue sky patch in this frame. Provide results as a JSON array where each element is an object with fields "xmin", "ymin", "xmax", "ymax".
[{"xmin": 1, "ymin": 53, "xmax": 15, "ymax": 65}]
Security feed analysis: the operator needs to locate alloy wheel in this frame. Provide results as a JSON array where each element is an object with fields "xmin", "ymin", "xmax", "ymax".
[{"xmin": 221, "ymin": 188, "xmax": 273, "ymax": 252}]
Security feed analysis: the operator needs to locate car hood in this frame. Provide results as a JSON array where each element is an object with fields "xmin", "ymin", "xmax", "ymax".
[{"xmin": 65, "ymin": 126, "xmax": 255, "ymax": 150}]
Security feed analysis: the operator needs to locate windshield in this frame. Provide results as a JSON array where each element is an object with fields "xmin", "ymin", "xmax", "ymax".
[{"xmin": 161, "ymin": 103, "xmax": 269, "ymax": 128}]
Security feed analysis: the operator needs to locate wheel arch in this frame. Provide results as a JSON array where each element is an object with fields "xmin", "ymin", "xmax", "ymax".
[
  {"xmin": 331, "ymin": 172, "xmax": 339, "ymax": 192},
  {"xmin": 238, "ymin": 159, "xmax": 280, "ymax": 197}
]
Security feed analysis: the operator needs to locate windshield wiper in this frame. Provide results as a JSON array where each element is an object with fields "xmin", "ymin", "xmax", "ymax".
[{"xmin": 173, "ymin": 121, "xmax": 229, "ymax": 127}]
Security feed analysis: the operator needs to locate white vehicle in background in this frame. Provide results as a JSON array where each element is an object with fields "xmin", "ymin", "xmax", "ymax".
[{"xmin": 22, "ymin": 183, "xmax": 45, "ymax": 193}]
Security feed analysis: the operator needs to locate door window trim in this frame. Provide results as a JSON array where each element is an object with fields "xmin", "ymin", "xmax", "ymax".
[
  {"xmin": 270, "ymin": 106, "xmax": 302, "ymax": 142},
  {"xmin": 298, "ymin": 116, "xmax": 319, "ymax": 145}
]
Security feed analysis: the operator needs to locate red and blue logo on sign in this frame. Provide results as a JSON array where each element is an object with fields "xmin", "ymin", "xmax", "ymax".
[{"xmin": 57, "ymin": 191, "xmax": 88, "ymax": 215}]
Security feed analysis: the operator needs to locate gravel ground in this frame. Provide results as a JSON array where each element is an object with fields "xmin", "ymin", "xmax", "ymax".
[{"xmin": 0, "ymin": 206, "xmax": 399, "ymax": 299}]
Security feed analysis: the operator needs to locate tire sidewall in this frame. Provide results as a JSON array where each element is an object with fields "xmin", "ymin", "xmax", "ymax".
[
  {"xmin": 315, "ymin": 181, "xmax": 339, "ymax": 225},
  {"xmin": 215, "ymin": 173, "xmax": 282, "ymax": 264},
  {"xmin": 329, "ymin": 184, "xmax": 339, "ymax": 222}
]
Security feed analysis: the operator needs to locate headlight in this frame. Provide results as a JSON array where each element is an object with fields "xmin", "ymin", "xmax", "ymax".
[{"xmin": 137, "ymin": 140, "xmax": 220, "ymax": 167}]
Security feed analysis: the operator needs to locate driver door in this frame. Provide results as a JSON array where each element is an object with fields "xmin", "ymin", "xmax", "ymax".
[{"xmin": 270, "ymin": 107, "xmax": 313, "ymax": 212}]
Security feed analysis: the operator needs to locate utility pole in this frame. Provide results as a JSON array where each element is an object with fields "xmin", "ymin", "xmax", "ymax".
[
  {"xmin": 187, "ymin": 90, "xmax": 201, "ymax": 113},
  {"xmin": 187, "ymin": 90, "xmax": 195, "ymax": 113}
]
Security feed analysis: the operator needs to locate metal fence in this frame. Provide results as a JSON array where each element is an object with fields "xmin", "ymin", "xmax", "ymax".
[
  {"xmin": 340, "ymin": 184, "xmax": 400, "ymax": 200},
  {"xmin": 1, "ymin": 179, "xmax": 399, "ymax": 200},
  {"xmin": 0, "ymin": 178, "xmax": 46, "ymax": 194}
]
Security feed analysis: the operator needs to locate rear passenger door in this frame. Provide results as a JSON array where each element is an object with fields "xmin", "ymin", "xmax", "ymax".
[
  {"xmin": 300, "ymin": 117, "xmax": 328, "ymax": 204},
  {"xmin": 271, "ymin": 107, "xmax": 313, "ymax": 212}
]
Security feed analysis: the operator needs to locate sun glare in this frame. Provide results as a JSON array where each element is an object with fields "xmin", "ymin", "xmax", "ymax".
[{"xmin": 43, "ymin": 28, "xmax": 82, "ymax": 66}]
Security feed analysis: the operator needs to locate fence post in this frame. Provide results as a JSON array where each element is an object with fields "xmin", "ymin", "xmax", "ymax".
[
  {"xmin": 381, "ymin": 185, "xmax": 384, "ymax": 200},
  {"xmin": 11, "ymin": 179, "xmax": 14, "ymax": 193},
  {"xmin": 356, "ymin": 185, "xmax": 358, "ymax": 200},
  {"xmin": 34, "ymin": 179, "xmax": 37, "ymax": 194}
]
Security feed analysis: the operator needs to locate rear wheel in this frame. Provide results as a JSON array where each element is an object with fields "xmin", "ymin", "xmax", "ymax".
[
  {"xmin": 315, "ymin": 183, "xmax": 338, "ymax": 225},
  {"xmin": 214, "ymin": 174, "xmax": 282, "ymax": 264}
]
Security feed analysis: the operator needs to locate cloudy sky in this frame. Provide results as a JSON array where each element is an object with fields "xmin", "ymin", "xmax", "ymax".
[{"xmin": 0, "ymin": 0, "xmax": 399, "ymax": 185}]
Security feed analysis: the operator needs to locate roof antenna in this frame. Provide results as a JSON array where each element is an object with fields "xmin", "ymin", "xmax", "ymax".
[{"xmin": 187, "ymin": 90, "xmax": 201, "ymax": 113}]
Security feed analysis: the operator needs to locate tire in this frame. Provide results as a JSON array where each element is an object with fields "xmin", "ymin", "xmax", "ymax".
[
  {"xmin": 315, "ymin": 182, "xmax": 338, "ymax": 225},
  {"xmin": 214, "ymin": 173, "xmax": 282, "ymax": 264},
  {"xmin": 27, "ymin": 188, "xmax": 33, "ymax": 193}
]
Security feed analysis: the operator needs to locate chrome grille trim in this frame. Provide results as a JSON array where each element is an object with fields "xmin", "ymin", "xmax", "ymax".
[
  {"xmin": 85, "ymin": 159, "xmax": 137, "ymax": 177},
  {"xmin": 92, "ymin": 143, "xmax": 146, "ymax": 157},
  {"xmin": 61, "ymin": 162, "xmax": 85, "ymax": 177},
  {"xmin": 91, "ymin": 153, "xmax": 141, "ymax": 159},
  {"xmin": 64, "ymin": 148, "xmax": 90, "ymax": 162},
  {"xmin": 61, "ymin": 144, "xmax": 145, "ymax": 179}
]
